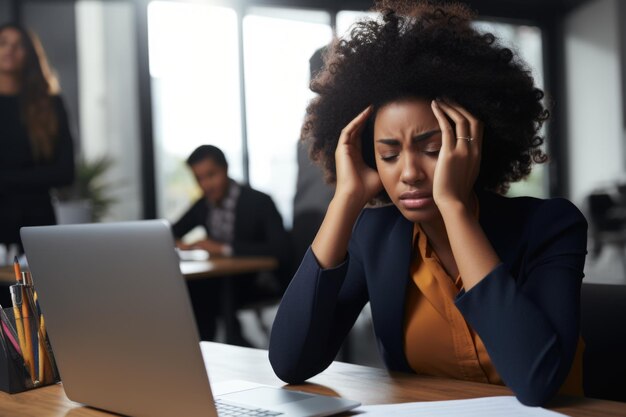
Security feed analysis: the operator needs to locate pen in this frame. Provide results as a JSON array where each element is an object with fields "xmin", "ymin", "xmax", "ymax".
[
  {"xmin": 10, "ymin": 285, "xmax": 30, "ymax": 378},
  {"xmin": 22, "ymin": 270, "xmax": 39, "ymax": 382},
  {"xmin": 22, "ymin": 271, "xmax": 32, "ymax": 287},
  {"xmin": 21, "ymin": 287, "xmax": 36, "ymax": 383},
  {"xmin": 21, "ymin": 285, "xmax": 39, "ymax": 383},
  {"xmin": 21, "ymin": 272, "xmax": 38, "ymax": 379},
  {"xmin": 27, "ymin": 271, "xmax": 58, "ymax": 383},
  {"xmin": 23, "ymin": 283, "xmax": 46, "ymax": 384},
  {"xmin": 12, "ymin": 258, "xmax": 36, "ymax": 383}
]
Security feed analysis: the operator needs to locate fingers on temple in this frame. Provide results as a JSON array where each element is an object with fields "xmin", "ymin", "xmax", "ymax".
[
  {"xmin": 451, "ymin": 103, "xmax": 483, "ymax": 153},
  {"xmin": 340, "ymin": 105, "xmax": 373, "ymax": 146},
  {"xmin": 431, "ymin": 100, "xmax": 455, "ymax": 151},
  {"xmin": 440, "ymin": 100, "xmax": 484, "ymax": 152},
  {"xmin": 436, "ymin": 100, "xmax": 471, "ymax": 150}
]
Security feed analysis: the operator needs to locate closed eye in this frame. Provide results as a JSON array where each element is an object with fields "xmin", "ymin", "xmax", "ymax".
[
  {"xmin": 423, "ymin": 148, "xmax": 440, "ymax": 156},
  {"xmin": 422, "ymin": 139, "xmax": 441, "ymax": 156},
  {"xmin": 379, "ymin": 154, "xmax": 398, "ymax": 162}
]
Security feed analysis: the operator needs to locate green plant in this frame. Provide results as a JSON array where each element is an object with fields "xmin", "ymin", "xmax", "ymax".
[{"xmin": 55, "ymin": 155, "xmax": 117, "ymax": 221}]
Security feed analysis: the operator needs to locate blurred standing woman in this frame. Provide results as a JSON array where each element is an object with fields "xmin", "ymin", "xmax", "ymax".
[
  {"xmin": 270, "ymin": 0, "xmax": 587, "ymax": 407},
  {"xmin": 0, "ymin": 23, "xmax": 75, "ymax": 252}
]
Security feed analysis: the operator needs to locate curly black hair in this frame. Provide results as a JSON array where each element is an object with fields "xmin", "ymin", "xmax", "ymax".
[{"xmin": 302, "ymin": 0, "xmax": 548, "ymax": 196}]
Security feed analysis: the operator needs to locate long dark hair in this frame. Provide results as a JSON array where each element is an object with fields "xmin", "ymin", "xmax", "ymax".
[{"xmin": 0, "ymin": 23, "xmax": 60, "ymax": 161}]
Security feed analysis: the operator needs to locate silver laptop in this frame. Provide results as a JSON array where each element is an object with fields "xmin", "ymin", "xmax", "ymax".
[{"xmin": 21, "ymin": 220, "xmax": 360, "ymax": 417}]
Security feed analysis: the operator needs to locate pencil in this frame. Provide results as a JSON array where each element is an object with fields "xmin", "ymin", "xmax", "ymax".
[
  {"xmin": 12, "ymin": 258, "xmax": 26, "ymax": 338},
  {"xmin": 10, "ymin": 286, "xmax": 30, "ymax": 380},
  {"xmin": 30, "ymin": 288, "xmax": 45, "ymax": 383},
  {"xmin": 22, "ymin": 282, "xmax": 46, "ymax": 383},
  {"xmin": 13, "ymin": 256, "xmax": 22, "ymax": 284},
  {"xmin": 13, "ymin": 259, "xmax": 36, "ymax": 382},
  {"xmin": 37, "ymin": 317, "xmax": 45, "ymax": 383},
  {"xmin": 20, "ymin": 286, "xmax": 36, "ymax": 382},
  {"xmin": 31, "ymin": 278, "xmax": 58, "ymax": 383}
]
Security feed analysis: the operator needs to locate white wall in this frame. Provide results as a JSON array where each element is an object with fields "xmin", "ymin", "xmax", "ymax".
[
  {"xmin": 565, "ymin": 0, "xmax": 624, "ymax": 205},
  {"xmin": 76, "ymin": 1, "xmax": 142, "ymax": 221}
]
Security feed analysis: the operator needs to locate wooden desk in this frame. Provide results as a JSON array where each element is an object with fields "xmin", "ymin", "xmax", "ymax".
[{"xmin": 0, "ymin": 342, "xmax": 624, "ymax": 417}]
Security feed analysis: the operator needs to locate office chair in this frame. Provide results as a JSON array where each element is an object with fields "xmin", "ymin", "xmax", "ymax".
[
  {"xmin": 586, "ymin": 193, "xmax": 626, "ymax": 257},
  {"xmin": 581, "ymin": 283, "xmax": 626, "ymax": 402}
]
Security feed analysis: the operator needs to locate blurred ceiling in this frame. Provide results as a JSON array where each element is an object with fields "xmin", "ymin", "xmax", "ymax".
[
  {"xmin": 14, "ymin": 0, "xmax": 595, "ymax": 24},
  {"xmin": 243, "ymin": 0, "xmax": 593, "ymax": 22}
]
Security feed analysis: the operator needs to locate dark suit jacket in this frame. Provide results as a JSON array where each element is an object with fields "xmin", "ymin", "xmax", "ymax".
[
  {"xmin": 172, "ymin": 185, "xmax": 291, "ymax": 279},
  {"xmin": 269, "ymin": 191, "xmax": 587, "ymax": 406}
]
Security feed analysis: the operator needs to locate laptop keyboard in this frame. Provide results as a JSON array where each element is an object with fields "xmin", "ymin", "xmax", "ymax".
[{"xmin": 215, "ymin": 399, "xmax": 283, "ymax": 416}]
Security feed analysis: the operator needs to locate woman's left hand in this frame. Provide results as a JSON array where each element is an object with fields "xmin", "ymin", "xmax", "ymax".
[{"xmin": 430, "ymin": 99, "xmax": 484, "ymax": 211}]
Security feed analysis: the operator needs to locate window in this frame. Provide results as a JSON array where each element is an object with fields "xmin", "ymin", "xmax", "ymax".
[
  {"xmin": 76, "ymin": 0, "xmax": 142, "ymax": 221},
  {"xmin": 148, "ymin": 1, "xmax": 243, "ymax": 222},
  {"xmin": 243, "ymin": 7, "xmax": 332, "ymax": 227},
  {"xmin": 336, "ymin": 10, "xmax": 379, "ymax": 38},
  {"xmin": 146, "ymin": 4, "xmax": 546, "ymax": 231},
  {"xmin": 472, "ymin": 22, "xmax": 546, "ymax": 198}
]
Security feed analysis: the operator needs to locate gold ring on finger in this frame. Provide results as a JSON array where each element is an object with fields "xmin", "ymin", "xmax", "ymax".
[{"xmin": 457, "ymin": 136, "xmax": 473, "ymax": 142}]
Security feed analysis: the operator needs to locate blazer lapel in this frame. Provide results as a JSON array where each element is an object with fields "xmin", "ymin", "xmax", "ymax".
[{"xmin": 368, "ymin": 210, "xmax": 414, "ymax": 372}]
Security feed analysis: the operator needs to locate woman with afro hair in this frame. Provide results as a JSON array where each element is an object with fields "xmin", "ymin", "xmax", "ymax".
[{"xmin": 269, "ymin": 0, "xmax": 587, "ymax": 406}]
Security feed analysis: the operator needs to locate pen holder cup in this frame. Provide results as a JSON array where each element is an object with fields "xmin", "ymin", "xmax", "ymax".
[{"xmin": 0, "ymin": 307, "xmax": 59, "ymax": 393}]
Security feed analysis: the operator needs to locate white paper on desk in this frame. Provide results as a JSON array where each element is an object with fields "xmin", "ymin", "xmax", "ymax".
[
  {"xmin": 355, "ymin": 396, "xmax": 567, "ymax": 416},
  {"xmin": 176, "ymin": 248, "xmax": 210, "ymax": 261}
]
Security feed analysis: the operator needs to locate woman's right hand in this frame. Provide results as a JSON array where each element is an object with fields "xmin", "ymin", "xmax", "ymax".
[
  {"xmin": 334, "ymin": 105, "xmax": 383, "ymax": 208},
  {"xmin": 311, "ymin": 106, "xmax": 382, "ymax": 268}
]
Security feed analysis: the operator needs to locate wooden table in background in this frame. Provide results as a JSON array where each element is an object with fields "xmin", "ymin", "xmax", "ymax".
[
  {"xmin": 180, "ymin": 256, "xmax": 278, "ymax": 279},
  {"xmin": 0, "ymin": 256, "xmax": 278, "ymax": 284},
  {"xmin": 0, "ymin": 266, "xmax": 15, "ymax": 284},
  {"xmin": 0, "ymin": 342, "xmax": 624, "ymax": 417}
]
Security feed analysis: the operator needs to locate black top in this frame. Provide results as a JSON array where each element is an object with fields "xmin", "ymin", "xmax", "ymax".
[
  {"xmin": 172, "ymin": 185, "xmax": 293, "ymax": 285},
  {"xmin": 0, "ymin": 94, "xmax": 75, "ymax": 245},
  {"xmin": 172, "ymin": 185, "xmax": 289, "ymax": 257}
]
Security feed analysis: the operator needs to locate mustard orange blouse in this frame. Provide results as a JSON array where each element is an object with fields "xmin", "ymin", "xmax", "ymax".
[{"xmin": 404, "ymin": 224, "xmax": 584, "ymax": 395}]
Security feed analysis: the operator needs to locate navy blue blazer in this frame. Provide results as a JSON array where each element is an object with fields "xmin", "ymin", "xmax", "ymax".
[{"xmin": 269, "ymin": 191, "xmax": 587, "ymax": 406}]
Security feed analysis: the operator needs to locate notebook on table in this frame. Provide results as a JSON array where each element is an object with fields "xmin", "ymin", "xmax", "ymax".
[{"xmin": 21, "ymin": 220, "xmax": 359, "ymax": 417}]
